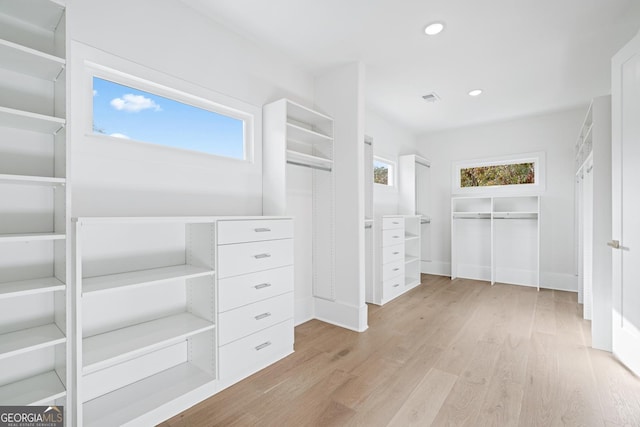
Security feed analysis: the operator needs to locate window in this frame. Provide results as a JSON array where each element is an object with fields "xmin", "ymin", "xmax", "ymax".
[
  {"xmin": 374, "ymin": 157, "xmax": 394, "ymax": 186},
  {"xmin": 92, "ymin": 77, "xmax": 247, "ymax": 160},
  {"xmin": 453, "ymin": 152, "xmax": 545, "ymax": 195}
]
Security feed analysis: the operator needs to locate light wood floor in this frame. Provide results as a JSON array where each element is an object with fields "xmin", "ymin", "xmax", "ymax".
[{"xmin": 159, "ymin": 275, "xmax": 640, "ymax": 426}]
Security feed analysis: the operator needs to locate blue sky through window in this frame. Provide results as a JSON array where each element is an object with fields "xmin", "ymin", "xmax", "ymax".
[{"xmin": 92, "ymin": 77, "xmax": 245, "ymax": 159}]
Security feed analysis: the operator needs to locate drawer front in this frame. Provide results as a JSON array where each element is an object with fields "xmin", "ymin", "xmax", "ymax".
[
  {"xmin": 218, "ymin": 239, "xmax": 293, "ymax": 278},
  {"xmin": 218, "ymin": 219, "xmax": 293, "ymax": 245},
  {"xmin": 219, "ymin": 266, "xmax": 293, "ymax": 313},
  {"xmin": 382, "ymin": 229, "xmax": 404, "ymax": 247},
  {"xmin": 382, "ymin": 243, "xmax": 404, "ymax": 264},
  {"xmin": 382, "ymin": 217, "xmax": 404, "ymax": 230},
  {"xmin": 382, "ymin": 259, "xmax": 404, "ymax": 280},
  {"xmin": 383, "ymin": 276, "xmax": 404, "ymax": 297},
  {"xmin": 218, "ymin": 292, "xmax": 293, "ymax": 345},
  {"xmin": 219, "ymin": 319, "xmax": 294, "ymax": 381}
]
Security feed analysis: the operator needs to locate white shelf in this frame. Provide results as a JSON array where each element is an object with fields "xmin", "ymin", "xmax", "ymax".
[
  {"xmin": 83, "ymin": 265, "xmax": 214, "ymax": 295},
  {"xmin": 0, "ymin": 38, "xmax": 65, "ymax": 81},
  {"xmin": 0, "ymin": 277, "xmax": 64, "ymax": 299},
  {"xmin": 286, "ymin": 122, "xmax": 333, "ymax": 145},
  {"xmin": 0, "ymin": 324, "xmax": 66, "ymax": 361},
  {"xmin": 404, "ymin": 232, "xmax": 419, "ymax": 241},
  {"xmin": 286, "ymin": 149, "xmax": 333, "ymax": 170},
  {"xmin": 453, "ymin": 212, "xmax": 491, "ymax": 219},
  {"xmin": 0, "ymin": 0, "xmax": 65, "ymax": 31},
  {"xmin": 83, "ymin": 313, "xmax": 215, "ymax": 374},
  {"xmin": 0, "ymin": 370, "xmax": 65, "ymax": 405},
  {"xmin": 83, "ymin": 362, "xmax": 215, "ymax": 427},
  {"xmin": 0, "ymin": 173, "xmax": 65, "ymax": 186},
  {"xmin": 492, "ymin": 212, "xmax": 538, "ymax": 219},
  {"xmin": 286, "ymin": 99, "xmax": 332, "ymax": 126},
  {"xmin": 405, "ymin": 255, "xmax": 419, "ymax": 264},
  {"xmin": 0, "ymin": 232, "xmax": 65, "ymax": 243},
  {"xmin": 0, "ymin": 105, "xmax": 65, "ymax": 134}
]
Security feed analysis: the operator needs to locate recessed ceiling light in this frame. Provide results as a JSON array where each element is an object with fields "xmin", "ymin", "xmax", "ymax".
[
  {"xmin": 424, "ymin": 22, "xmax": 444, "ymax": 36},
  {"xmin": 468, "ymin": 89, "xmax": 483, "ymax": 97}
]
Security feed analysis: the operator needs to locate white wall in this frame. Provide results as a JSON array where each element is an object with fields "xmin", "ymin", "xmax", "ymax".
[
  {"xmin": 67, "ymin": 0, "xmax": 315, "ymax": 217},
  {"xmin": 419, "ymin": 107, "xmax": 586, "ymax": 291},
  {"xmin": 365, "ymin": 108, "xmax": 420, "ymax": 216}
]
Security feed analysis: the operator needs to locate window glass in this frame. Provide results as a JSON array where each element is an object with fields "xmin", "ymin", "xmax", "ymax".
[
  {"xmin": 92, "ymin": 77, "xmax": 245, "ymax": 159},
  {"xmin": 460, "ymin": 162, "xmax": 534, "ymax": 187},
  {"xmin": 374, "ymin": 158, "xmax": 393, "ymax": 186}
]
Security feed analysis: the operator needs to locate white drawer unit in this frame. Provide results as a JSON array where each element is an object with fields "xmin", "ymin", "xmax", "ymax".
[
  {"xmin": 219, "ymin": 319, "xmax": 294, "ymax": 384},
  {"xmin": 217, "ymin": 219, "xmax": 293, "ymax": 244},
  {"xmin": 218, "ymin": 266, "xmax": 293, "ymax": 313},
  {"xmin": 218, "ymin": 292, "xmax": 294, "ymax": 346},
  {"xmin": 368, "ymin": 215, "xmax": 422, "ymax": 305},
  {"xmin": 216, "ymin": 218, "xmax": 294, "ymax": 391},
  {"xmin": 217, "ymin": 239, "xmax": 294, "ymax": 279}
]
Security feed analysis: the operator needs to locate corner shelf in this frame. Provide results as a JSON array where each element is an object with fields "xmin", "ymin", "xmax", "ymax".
[
  {"xmin": 83, "ymin": 265, "xmax": 214, "ymax": 295},
  {"xmin": 0, "ymin": 371, "xmax": 65, "ymax": 405},
  {"xmin": 82, "ymin": 313, "xmax": 215, "ymax": 374},
  {"xmin": 0, "ymin": 106, "xmax": 65, "ymax": 134},
  {"xmin": 0, "ymin": 38, "xmax": 65, "ymax": 81},
  {"xmin": 0, "ymin": 324, "xmax": 66, "ymax": 361},
  {"xmin": 0, "ymin": 277, "xmax": 65, "ymax": 299},
  {"xmin": 83, "ymin": 362, "xmax": 215, "ymax": 427}
]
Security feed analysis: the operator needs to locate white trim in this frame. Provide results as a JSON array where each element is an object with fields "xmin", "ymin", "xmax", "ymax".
[
  {"xmin": 452, "ymin": 151, "xmax": 546, "ymax": 196},
  {"xmin": 313, "ymin": 298, "xmax": 368, "ymax": 332}
]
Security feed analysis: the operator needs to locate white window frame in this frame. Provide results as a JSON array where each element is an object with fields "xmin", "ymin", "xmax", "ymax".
[
  {"xmin": 86, "ymin": 61, "xmax": 257, "ymax": 163},
  {"xmin": 452, "ymin": 151, "xmax": 546, "ymax": 195},
  {"xmin": 373, "ymin": 156, "xmax": 396, "ymax": 187}
]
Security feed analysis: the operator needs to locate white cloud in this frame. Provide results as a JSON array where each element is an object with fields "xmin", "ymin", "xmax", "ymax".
[
  {"xmin": 110, "ymin": 133, "xmax": 130, "ymax": 139},
  {"xmin": 93, "ymin": 89, "xmax": 98, "ymax": 97},
  {"xmin": 110, "ymin": 94, "xmax": 161, "ymax": 113}
]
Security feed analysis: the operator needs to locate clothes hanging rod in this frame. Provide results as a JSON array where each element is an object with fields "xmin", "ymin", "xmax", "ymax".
[
  {"xmin": 415, "ymin": 160, "xmax": 431, "ymax": 168},
  {"xmin": 421, "ymin": 219, "xmax": 431, "ymax": 224},
  {"xmin": 493, "ymin": 216, "xmax": 537, "ymax": 220},
  {"xmin": 287, "ymin": 160, "xmax": 332, "ymax": 172},
  {"xmin": 364, "ymin": 223, "xmax": 372, "ymax": 229}
]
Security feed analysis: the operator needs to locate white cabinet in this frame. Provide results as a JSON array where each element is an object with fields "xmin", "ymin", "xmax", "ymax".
[
  {"xmin": 72, "ymin": 216, "xmax": 294, "ymax": 426},
  {"xmin": 263, "ymin": 99, "xmax": 334, "ymax": 304},
  {"xmin": 574, "ymin": 96, "xmax": 611, "ymax": 350},
  {"xmin": 0, "ymin": 0, "xmax": 69, "ymax": 413},
  {"xmin": 216, "ymin": 218, "xmax": 294, "ymax": 388},
  {"xmin": 451, "ymin": 196, "xmax": 540, "ymax": 289},
  {"xmin": 368, "ymin": 215, "xmax": 421, "ymax": 305}
]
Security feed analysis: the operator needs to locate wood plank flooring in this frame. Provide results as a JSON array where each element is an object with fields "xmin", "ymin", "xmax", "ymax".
[{"xmin": 159, "ymin": 275, "xmax": 640, "ymax": 427}]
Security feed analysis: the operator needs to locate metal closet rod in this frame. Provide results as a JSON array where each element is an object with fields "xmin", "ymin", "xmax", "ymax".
[{"xmin": 287, "ymin": 160, "xmax": 332, "ymax": 172}]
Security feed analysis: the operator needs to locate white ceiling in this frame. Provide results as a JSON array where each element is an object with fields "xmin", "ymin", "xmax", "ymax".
[{"xmin": 182, "ymin": 0, "xmax": 640, "ymax": 134}]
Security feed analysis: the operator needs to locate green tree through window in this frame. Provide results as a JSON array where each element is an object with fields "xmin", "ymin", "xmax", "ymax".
[{"xmin": 460, "ymin": 162, "xmax": 534, "ymax": 187}]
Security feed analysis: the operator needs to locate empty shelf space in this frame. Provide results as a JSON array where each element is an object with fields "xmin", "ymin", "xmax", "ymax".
[
  {"xmin": 83, "ymin": 362, "xmax": 215, "ymax": 427},
  {"xmin": 286, "ymin": 150, "xmax": 333, "ymax": 171},
  {"xmin": 0, "ymin": 0, "xmax": 65, "ymax": 31},
  {"xmin": 0, "ymin": 370, "xmax": 65, "ymax": 405},
  {"xmin": 287, "ymin": 122, "xmax": 333, "ymax": 144},
  {"xmin": 83, "ymin": 313, "xmax": 215, "ymax": 374},
  {"xmin": 0, "ymin": 277, "xmax": 65, "ymax": 299},
  {"xmin": 405, "ymin": 255, "xmax": 419, "ymax": 264},
  {"xmin": 0, "ymin": 173, "xmax": 65, "ymax": 185},
  {"xmin": 83, "ymin": 265, "xmax": 214, "ymax": 295},
  {"xmin": 404, "ymin": 233, "xmax": 419, "ymax": 241},
  {"xmin": 286, "ymin": 99, "xmax": 332, "ymax": 127},
  {"xmin": 0, "ymin": 106, "xmax": 65, "ymax": 134},
  {"xmin": 0, "ymin": 324, "xmax": 66, "ymax": 360},
  {"xmin": 0, "ymin": 38, "xmax": 65, "ymax": 80},
  {"xmin": 406, "ymin": 277, "xmax": 420, "ymax": 287},
  {"xmin": 0, "ymin": 232, "xmax": 65, "ymax": 243}
]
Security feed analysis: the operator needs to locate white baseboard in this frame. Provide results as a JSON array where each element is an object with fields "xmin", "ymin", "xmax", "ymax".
[
  {"xmin": 540, "ymin": 271, "xmax": 577, "ymax": 292},
  {"xmin": 313, "ymin": 298, "xmax": 368, "ymax": 332},
  {"xmin": 457, "ymin": 264, "xmax": 491, "ymax": 282},
  {"xmin": 294, "ymin": 296, "xmax": 314, "ymax": 326},
  {"xmin": 421, "ymin": 261, "xmax": 451, "ymax": 276}
]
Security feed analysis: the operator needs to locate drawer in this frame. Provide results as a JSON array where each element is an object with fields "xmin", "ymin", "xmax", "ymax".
[
  {"xmin": 382, "ymin": 259, "xmax": 404, "ymax": 280},
  {"xmin": 218, "ymin": 219, "xmax": 293, "ymax": 244},
  {"xmin": 382, "ymin": 217, "xmax": 404, "ymax": 230},
  {"xmin": 218, "ymin": 292, "xmax": 293, "ymax": 345},
  {"xmin": 219, "ymin": 319, "xmax": 294, "ymax": 381},
  {"xmin": 383, "ymin": 276, "xmax": 404, "ymax": 297},
  {"xmin": 382, "ymin": 243, "xmax": 404, "ymax": 264},
  {"xmin": 218, "ymin": 239, "xmax": 293, "ymax": 278},
  {"xmin": 382, "ymin": 229, "xmax": 404, "ymax": 247},
  {"xmin": 219, "ymin": 266, "xmax": 293, "ymax": 313}
]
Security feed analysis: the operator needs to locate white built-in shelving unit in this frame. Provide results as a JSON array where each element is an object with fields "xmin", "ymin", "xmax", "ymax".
[
  {"xmin": 0, "ymin": 0, "xmax": 69, "ymax": 414},
  {"xmin": 451, "ymin": 196, "xmax": 540, "ymax": 289},
  {"xmin": 73, "ymin": 217, "xmax": 217, "ymax": 427},
  {"xmin": 574, "ymin": 96, "xmax": 612, "ymax": 350},
  {"xmin": 263, "ymin": 99, "xmax": 335, "ymax": 301},
  {"xmin": 368, "ymin": 215, "xmax": 421, "ymax": 305}
]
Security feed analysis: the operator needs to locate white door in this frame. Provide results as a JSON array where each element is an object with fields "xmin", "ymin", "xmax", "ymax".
[{"xmin": 611, "ymin": 30, "xmax": 640, "ymax": 376}]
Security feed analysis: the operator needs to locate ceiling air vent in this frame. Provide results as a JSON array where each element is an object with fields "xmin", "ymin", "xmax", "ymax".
[{"xmin": 422, "ymin": 92, "xmax": 440, "ymax": 103}]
